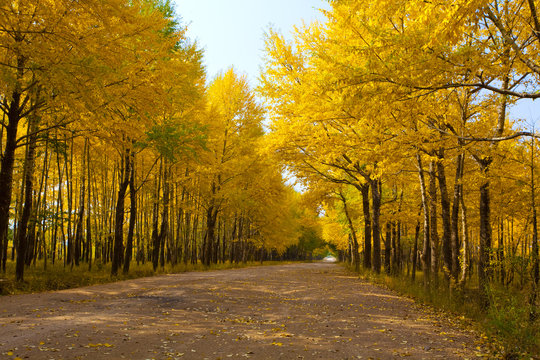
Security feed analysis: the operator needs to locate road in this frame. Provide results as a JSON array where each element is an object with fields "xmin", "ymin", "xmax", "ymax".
[{"xmin": 0, "ymin": 263, "xmax": 488, "ymax": 359}]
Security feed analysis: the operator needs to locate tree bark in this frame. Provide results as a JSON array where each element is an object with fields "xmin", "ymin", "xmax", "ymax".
[
  {"xmin": 340, "ymin": 191, "xmax": 360, "ymax": 272},
  {"xmin": 111, "ymin": 149, "xmax": 130, "ymax": 276},
  {"xmin": 530, "ymin": 136, "xmax": 539, "ymax": 321},
  {"xmin": 436, "ymin": 149, "xmax": 453, "ymax": 282},
  {"xmin": 478, "ymin": 159, "xmax": 492, "ymax": 304},
  {"xmin": 451, "ymin": 153, "xmax": 464, "ymax": 281},
  {"xmin": 416, "ymin": 154, "xmax": 431, "ymax": 286},
  {"xmin": 123, "ymin": 153, "xmax": 136, "ymax": 274},
  {"xmin": 429, "ymin": 161, "xmax": 439, "ymax": 285},
  {"xmin": 360, "ymin": 183, "xmax": 371, "ymax": 269},
  {"xmin": 412, "ymin": 220, "xmax": 420, "ymax": 281},
  {"xmin": 371, "ymin": 179, "xmax": 382, "ymax": 273},
  {"xmin": 15, "ymin": 114, "xmax": 38, "ymax": 281}
]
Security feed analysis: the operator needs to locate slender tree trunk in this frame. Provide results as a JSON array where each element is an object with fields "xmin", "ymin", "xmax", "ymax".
[
  {"xmin": 459, "ymin": 196, "xmax": 469, "ymax": 287},
  {"xmin": 15, "ymin": 119, "xmax": 38, "ymax": 281},
  {"xmin": 151, "ymin": 162, "xmax": 161, "ymax": 270},
  {"xmin": 530, "ymin": 136, "xmax": 539, "ymax": 321},
  {"xmin": 159, "ymin": 165, "xmax": 170, "ymax": 268},
  {"xmin": 360, "ymin": 183, "xmax": 371, "ymax": 269},
  {"xmin": 204, "ymin": 205, "xmax": 218, "ymax": 266},
  {"xmin": 371, "ymin": 179, "xmax": 382, "ymax": 273},
  {"xmin": 429, "ymin": 160, "xmax": 439, "ymax": 285},
  {"xmin": 86, "ymin": 140, "xmax": 92, "ymax": 270},
  {"xmin": 74, "ymin": 139, "xmax": 87, "ymax": 267},
  {"xmin": 66, "ymin": 136, "xmax": 74, "ymax": 266},
  {"xmin": 340, "ymin": 191, "xmax": 360, "ymax": 272},
  {"xmin": 437, "ymin": 149, "xmax": 453, "ymax": 282},
  {"xmin": 123, "ymin": 153, "xmax": 136, "ymax": 274},
  {"xmin": 40, "ymin": 136, "xmax": 51, "ymax": 270},
  {"xmin": 412, "ymin": 220, "xmax": 420, "ymax": 281},
  {"xmin": 478, "ymin": 159, "xmax": 492, "ymax": 305},
  {"xmin": 416, "ymin": 154, "xmax": 431, "ymax": 286},
  {"xmin": 476, "ymin": 68, "xmax": 509, "ymax": 306},
  {"xmin": 384, "ymin": 222, "xmax": 392, "ymax": 274},
  {"xmin": 0, "ymin": 55, "xmax": 25, "ymax": 275},
  {"xmin": 451, "ymin": 153, "xmax": 464, "ymax": 281},
  {"xmin": 111, "ymin": 150, "xmax": 130, "ymax": 276}
]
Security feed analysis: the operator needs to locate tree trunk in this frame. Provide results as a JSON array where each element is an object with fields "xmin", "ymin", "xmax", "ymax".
[
  {"xmin": 204, "ymin": 205, "xmax": 218, "ymax": 266},
  {"xmin": 478, "ymin": 159, "xmax": 492, "ymax": 305},
  {"xmin": 0, "ymin": 55, "xmax": 25, "ymax": 275},
  {"xmin": 530, "ymin": 136, "xmax": 539, "ymax": 321},
  {"xmin": 416, "ymin": 154, "xmax": 431, "ymax": 286},
  {"xmin": 123, "ymin": 153, "xmax": 136, "ymax": 274},
  {"xmin": 459, "ymin": 195, "xmax": 469, "ymax": 287},
  {"xmin": 340, "ymin": 191, "xmax": 360, "ymax": 272},
  {"xmin": 371, "ymin": 179, "xmax": 382, "ymax": 273},
  {"xmin": 15, "ymin": 115, "xmax": 38, "ymax": 281},
  {"xmin": 437, "ymin": 149, "xmax": 453, "ymax": 282},
  {"xmin": 111, "ymin": 150, "xmax": 130, "ymax": 276},
  {"xmin": 86, "ymin": 140, "xmax": 92, "ymax": 270},
  {"xmin": 451, "ymin": 153, "xmax": 464, "ymax": 281},
  {"xmin": 429, "ymin": 160, "xmax": 439, "ymax": 285},
  {"xmin": 360, "ymin": 183, "xmax": 371, "ymax": 269},
  {"xmin": 412, "ymin": 220, "xmax": 420, "ymax": 281},
  {"xmin": 74, "ymin": 139, "xmax": 87, "ymax": 267},
  {"xmin": 159, "ymin": 165, "xmax": 169, "ymax": 269},
  {"xmin": 384, "ymin": 222, "xmax": 392, "ymax": 274}
]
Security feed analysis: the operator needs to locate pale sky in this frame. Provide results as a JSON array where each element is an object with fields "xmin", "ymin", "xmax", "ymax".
[{"xmin": 174, "ymin": 0, "xmax": 328, "ymax": 87}]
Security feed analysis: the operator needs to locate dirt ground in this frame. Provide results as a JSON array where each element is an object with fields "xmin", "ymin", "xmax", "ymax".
[{"xmin": 0, "ymin": 263, "xmax": 490, "ymax": 359}]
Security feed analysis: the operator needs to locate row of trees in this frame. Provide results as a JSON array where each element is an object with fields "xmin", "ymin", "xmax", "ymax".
[
  {"xmin": 0, "ymin": 0, "xmax": 311, "ymax": 282},
  {"xmin": 259, "ymin": 0, "xmax": 540, "ymax": 313}
]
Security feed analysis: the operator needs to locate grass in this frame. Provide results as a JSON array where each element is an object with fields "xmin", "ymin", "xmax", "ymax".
[
  {"xmin": 344, "ymin": 264, "xmax": 540, "ymax": 359},
  {"xmin": 0, "ymin": 259, "xmax": 292, "ymax": 295}
]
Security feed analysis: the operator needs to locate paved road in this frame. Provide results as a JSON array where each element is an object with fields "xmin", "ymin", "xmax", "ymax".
[{"xmin": 0, "ymin": 263, "xmax": 487, "ymax": 359}]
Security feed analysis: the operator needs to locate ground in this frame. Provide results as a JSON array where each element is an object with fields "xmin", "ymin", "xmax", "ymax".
[{"xmin": 0, "ymin": 263, "xmax": 489, "ymax": 359}]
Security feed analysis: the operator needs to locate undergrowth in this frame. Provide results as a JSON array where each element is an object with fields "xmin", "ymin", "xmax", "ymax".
[
  {"xmin": 0, "ymin": 260, "xmax": 290, "ymax": 295},
  {"xmin": 345, "ymin": 263, "xmax": 540, "ymax": 359}
]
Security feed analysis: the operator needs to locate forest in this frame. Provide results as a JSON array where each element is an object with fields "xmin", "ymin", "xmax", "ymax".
[
  {"xmin": 0, "ymin": 0, "xmax": 326, "ymax": 287},
  {"xmin": 258, "ymin": 0, "xmax": 540, "ymax": 352},
  {"xmin": 1, "ymin": 0, "xmax": 539, "ymax": 353}
]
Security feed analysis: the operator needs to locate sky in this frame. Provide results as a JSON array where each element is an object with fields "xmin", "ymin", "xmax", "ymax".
[
  {"xmin": 174, "ymin": 0, "xmax": 328, "ymax": 87},
  {"xmin": 173, "ymin": 0, "xmax": 540, "ymax": 127}
]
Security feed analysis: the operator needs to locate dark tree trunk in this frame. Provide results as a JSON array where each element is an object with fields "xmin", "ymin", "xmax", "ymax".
[
  {"xmin": 159, "ymin": 166, "xmax": 170, "ymax": 269},
  {"xmin": 416, "ymin": 154, "xmax": 431, "ymax": 285},
  {"xmin": 15, "ymin": 117, "xmax": 38, "ymax": 282},
  {"xmin": 111, "ymin": 150, "xmax": 130, "ymax": 276},
  {"xmin": 371, "ymin": 179, "xmax": 382, "ymax": 273},
  {"xmin": 478, "ymin": 159, "xmax": 492, "ymax": 304},
  {"xmin": 429, "ymin": 161, "xmax": 439, "ymax": 285},
  {"xmin": 360, "ymin": 183, "xmax": 371, "ymax": 269},
  {"xmin": 530, "ymin": 137, "xmax": 539, "ymax": 321},
  {"xmin": 412, "ymin": 220, "xmax": 420, "ymax": 281},
  {"xmin": 204, "ymin": 205, "xmax": 218, "ymax": 266},
  {"xmin": 123, "ymin": 153, "xmax": 136, "ymax": 274},
  {"xmin": 74, "ymin": 139, "xmax": 87, "ymax": 267},
  {"xmin": 451, "ymin": 153, "xmax": 464, "ymax": 281},
  {"xmin": 340, "ymin": 191, "xmax": 360, "ymax": 272},
  {"xmin": 384, "ymin": 222, "xmax": 391, "ymax": 274},
  {"xmin": 0, "ymin": 96, "xmax": 22, "ymax": 275},
  {"xmin": 0, "ymin": 55, "xmax": 25, "ymax": 274},
  {"xmin": 436, "ymin": 149, "xmax": 453, "ymax": 282},
  {"xmin": 86, "ymin": 141, "xmax": 92, "ymax": 270}
]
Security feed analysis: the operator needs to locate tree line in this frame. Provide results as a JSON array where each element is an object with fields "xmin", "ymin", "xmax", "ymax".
[
  {"xmin": 0, "ymin": 0, "xmax": 318, "ymax": 283},
  {"xmin": 259, "ymin": 0, "xmax": 540, "ymax": 316}
]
